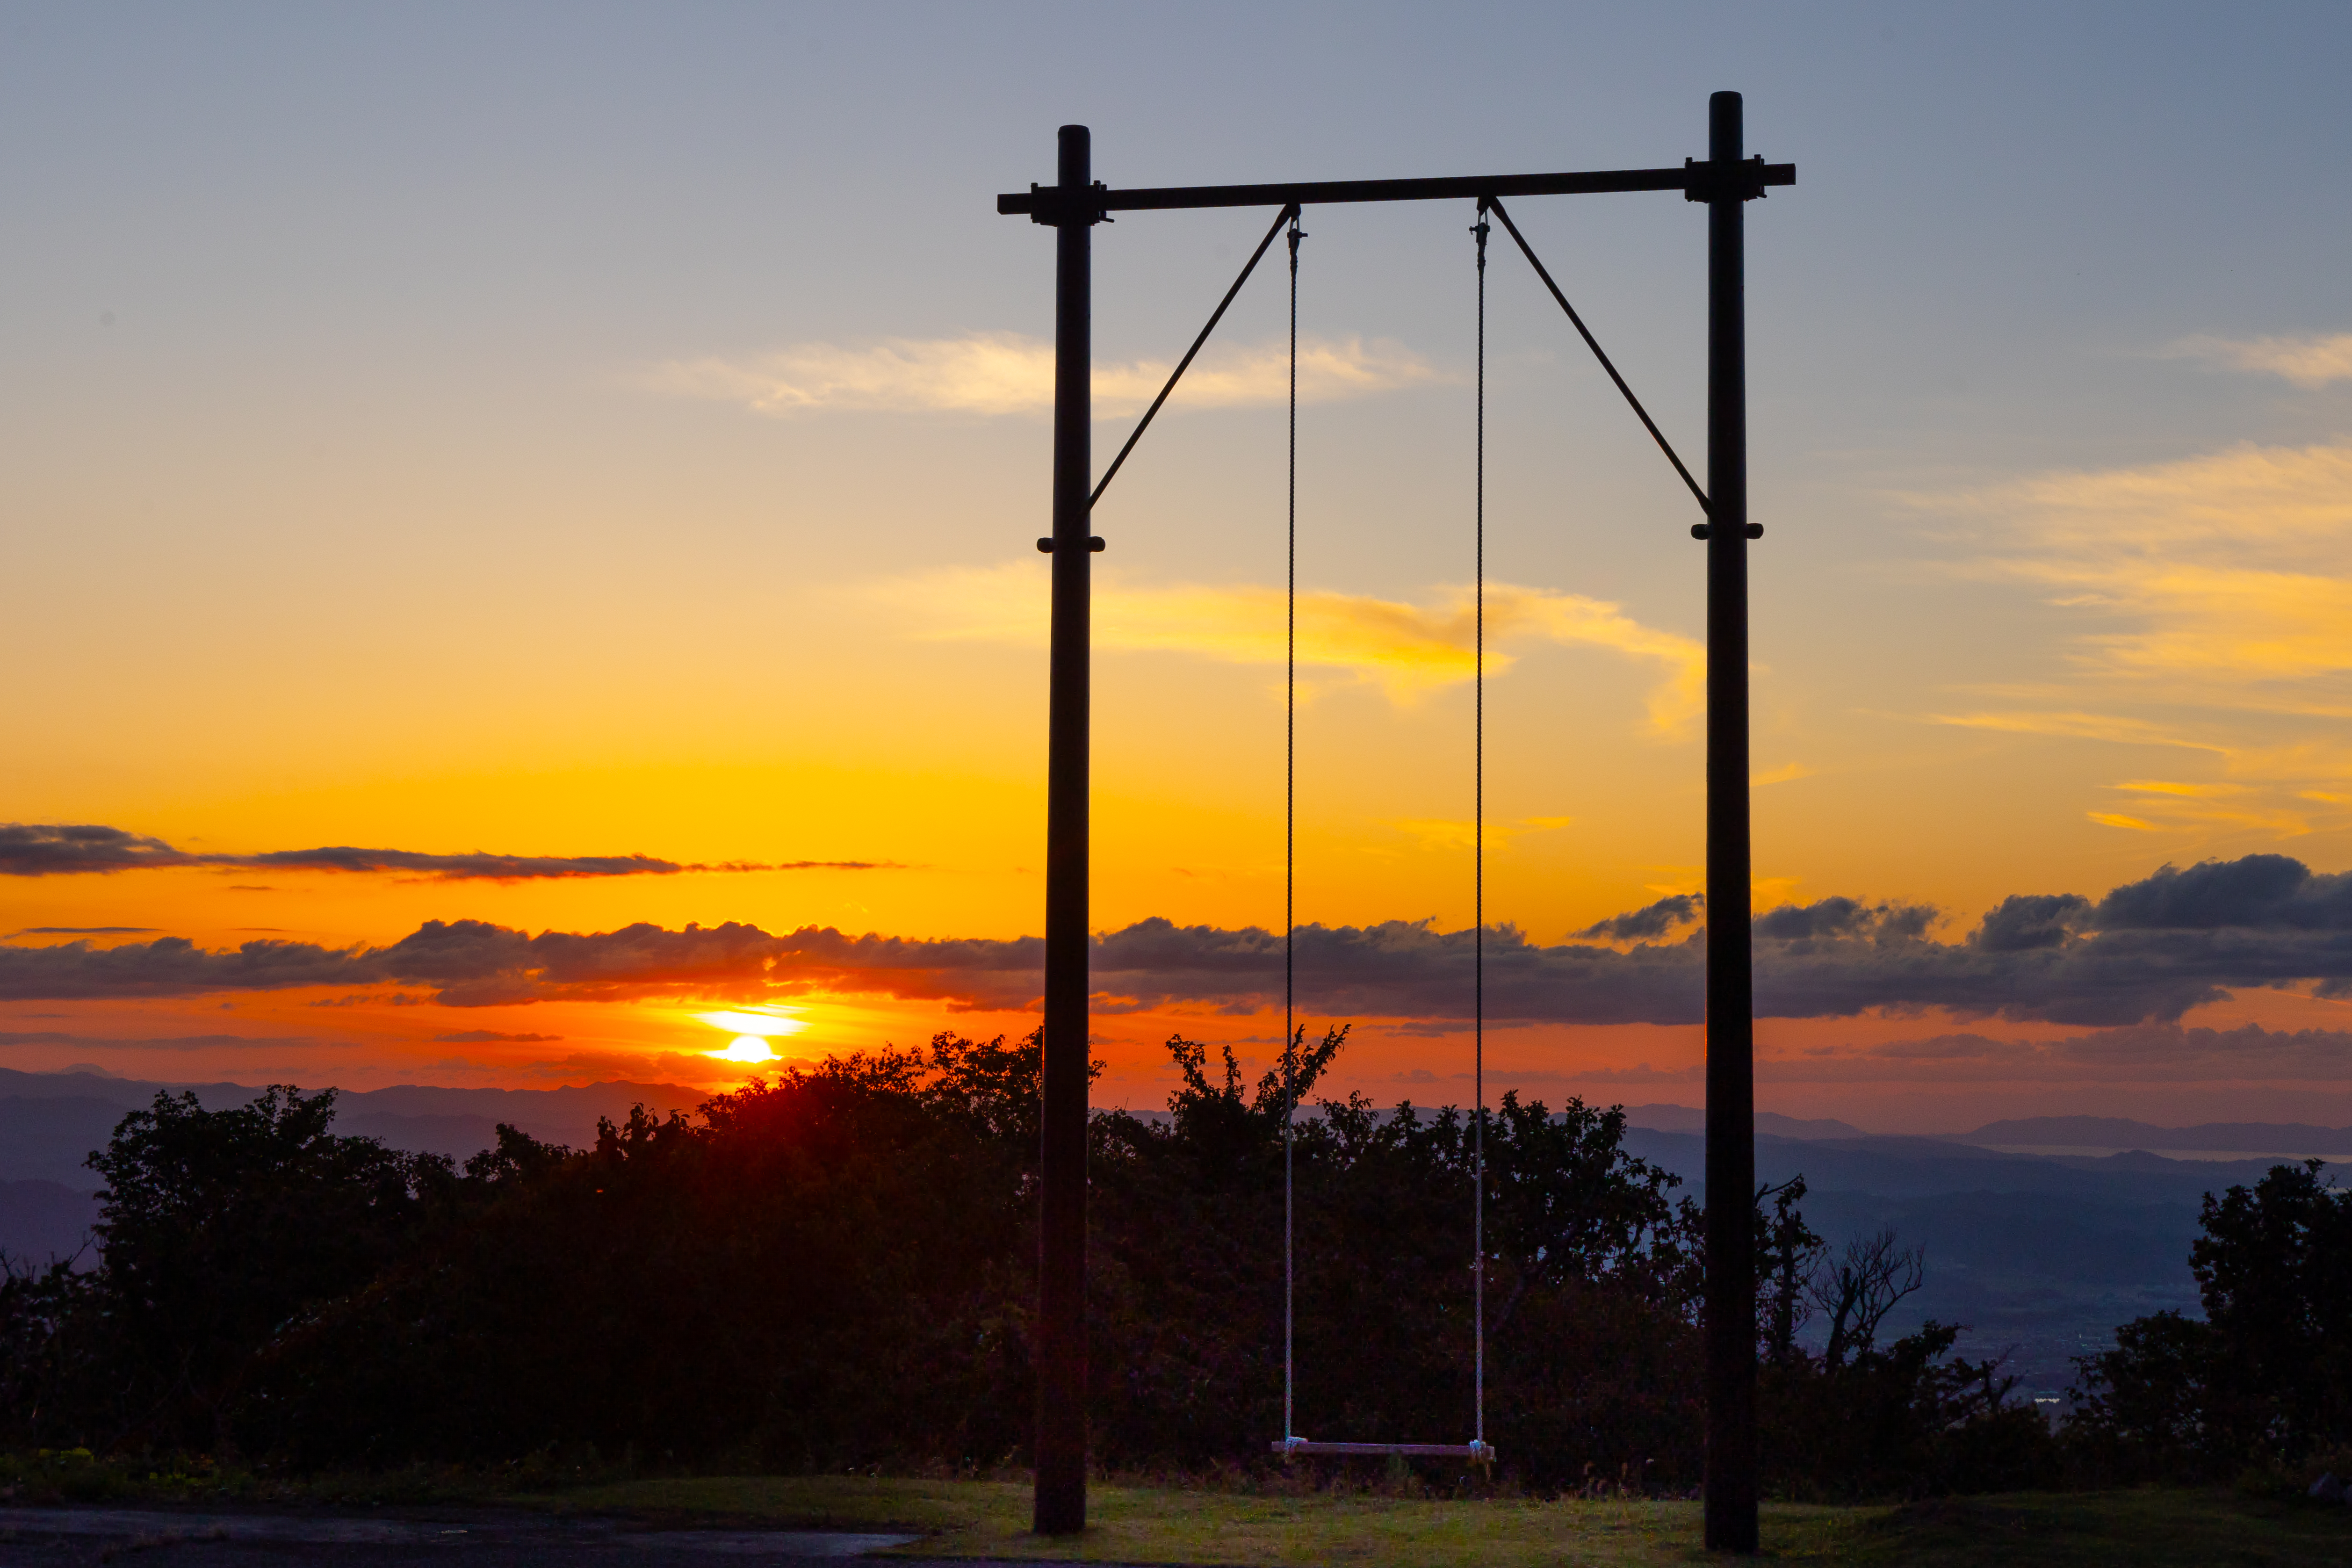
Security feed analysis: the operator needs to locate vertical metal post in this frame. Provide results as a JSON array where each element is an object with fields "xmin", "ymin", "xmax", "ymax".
[
  {"xmin": 1034, "ymin": 122, "xmax": 1093, "ymax": 1538},
  {"xmin": 1701, "ymin": 90, "xmax": 1759, "ymax": 1554}
]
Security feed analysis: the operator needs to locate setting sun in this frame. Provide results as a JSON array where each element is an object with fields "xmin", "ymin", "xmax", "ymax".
[{"xmin": 709, "ymin": 1035, "xmax": 781, "ymax": 1064}]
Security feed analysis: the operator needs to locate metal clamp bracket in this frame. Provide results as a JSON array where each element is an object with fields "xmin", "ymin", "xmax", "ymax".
[
  {"xmin": 1683, "ymin": 154, "xmax": 1772, "ymax": 202},
  {"xmin": 1027, "ymin": 180, "xmax": 1111, "ymax": 227}
]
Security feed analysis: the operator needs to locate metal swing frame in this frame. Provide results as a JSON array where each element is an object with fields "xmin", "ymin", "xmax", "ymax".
[{"xmin": 996, "ymin": 94, "xmax": 1791, "ymax": 1553}]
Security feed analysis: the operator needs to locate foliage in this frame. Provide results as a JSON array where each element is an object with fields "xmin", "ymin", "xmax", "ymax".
[
  {"xmin": 2070, "ymin": 1158, "xmax": 2352, "ymax": 1480},
  {"xmin": 1, "ymin": 1085, "xmax": 447, "ymax": 1454},
  {"xmin": 238, "ymin": 1040, "xmax": 1039, "ymax": 1469},
  {"xmin": 0, "ymin": 1028, "xmax": 2039, "ymax": 1497},
  {"xmin": 1745, "ymin": 1203, "xmax": 2055, "ymax": 1497}
]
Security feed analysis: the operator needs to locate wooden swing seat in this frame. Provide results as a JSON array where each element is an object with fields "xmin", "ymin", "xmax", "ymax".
[{"xmin": 1272, "ymin": 1438, "xmax": 1496, "ymax": 1461}]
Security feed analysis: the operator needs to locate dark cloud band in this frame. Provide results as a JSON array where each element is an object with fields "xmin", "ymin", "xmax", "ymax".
[
  {"xmin": 7, "ymin": 853, "xmax": 2352, "ymax": 1026},
  {"xmin": 0, "ymin": 824, "xmax": 898, "ymax": 880}
]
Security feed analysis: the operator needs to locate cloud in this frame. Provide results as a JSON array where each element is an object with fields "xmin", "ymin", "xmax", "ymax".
[
  {"xmin": 2164, "ymin": 332, "xmax": 2352, "ymax": 389},
  {"xmin": 1926, "ymin": 714, "xmax": 2345, "ymax": 837},
  {"xmin": 0, "ymin": 823, "xmax": 896, "ymax": 880},
  {"xmin": 7, "ymin": 926, "xmax": 158, "ymax": 937},
  {"xmin": 1909, "ymin": 440, "xmax": 2352, "ymax": 836},
  {"xmin": 1927, "ymin": 710, "xmax": 2227, "ymax": 751},
  {"xmin": 1970, "ymin": 893, "xmax": 2089, "ymax": 952},
  {"xmin": 877, "ymin": 565, "xmax": 1705, "ymax": 726},
  {"xmin": 646, "ymin": 332, "xmax": 1442, "ymax": 419},
  {"xmin": 0, "ymin": 920, "xmax": 812, "ymax": 1008},
  {"xmin": 20, "ymin": 854, "xmax": 2352, "ymax": 1030},
  {"xmin": 0, "ymin": 1031, "xmax": 358, "ymax": 1053},
  {"xmin": 433, "ymin": 1030, "xmax": 564, "ymax": 1044},
  {"xmin": 236, "ymin": 848, "xmax": 895, "ymax": 878},
  {"xmin": 0, "ymin": 824, "xmax": 185, "ymax": 875},
  {"xmin": 0, "ymin": 936, "xmax": 383, "ymax": 1000},
  {"xmin": 1959, "ymin": 440, "xmax": 2352, "ymax": 552},
  {"xmin": 789, "ymin": 856, "xmax": 2352, "ymax": 1028},
  {"xmin": 1578, "ymin": 894, "xmax": 1703, "ymax": 942},
  {"xmin": 2087, "ymin": 853, "xmax": 2352, "ymax": 929},
  {"xmin": 1922, "ymin": 442, "xmax": 2352, "ymax": 694}
]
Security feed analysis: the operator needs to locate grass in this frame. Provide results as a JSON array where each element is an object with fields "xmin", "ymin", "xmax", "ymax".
[
  {"xmin": 517, "ymin": 1474, "xmax": 2352, "ymax": 1566},
  {"xmin": 9, "ymin": 1456, "xmax": 2352, "ymax": 1564}
]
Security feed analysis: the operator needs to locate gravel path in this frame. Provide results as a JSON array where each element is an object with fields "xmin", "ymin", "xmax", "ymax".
[{"xmin": 0, "ymin": 1509, "xmax": 933, "ymax": 1568}]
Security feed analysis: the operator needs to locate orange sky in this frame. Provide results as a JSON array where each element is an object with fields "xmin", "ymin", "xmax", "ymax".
[{"xmin": 6, "ymin": 6, "xmax": 2352, "ymax": 1134}]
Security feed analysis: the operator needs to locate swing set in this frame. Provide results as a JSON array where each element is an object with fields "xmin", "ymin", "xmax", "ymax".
[{"xmin": 997, "ymin": 93, "xmax": 1792, "ymax": 1554}]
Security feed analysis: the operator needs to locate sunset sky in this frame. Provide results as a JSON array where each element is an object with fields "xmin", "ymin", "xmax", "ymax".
[{"xmin": 6, "ymin": 2, "xmax": 2352, "ymax": 1132}]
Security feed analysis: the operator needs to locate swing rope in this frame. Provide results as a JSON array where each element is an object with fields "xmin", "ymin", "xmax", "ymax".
[{"xmin": 1273, "ymin": 206, "xmax": 1492, "ymax": 1467}]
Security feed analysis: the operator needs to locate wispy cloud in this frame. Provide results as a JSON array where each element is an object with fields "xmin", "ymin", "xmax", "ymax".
[
  {"xmin": 433, "ymin": 1029, "xmax": 563, "ymax": 1044},
  {"xmin": 1910, "ymin": 440, "xmax": 2352, "ymax": 839},
  {"xmin": 2007, "ymin": 559, "xmax": 2352, "ymax": 686},
  {"xmin": 7, "ymin": 926, "xmax": 158, "ymax": 938},
  {"xmin": 1926, "ymin": 710, "xmax": 2229, "ymax": 752},
  {"xmin": 0, "ymin": 1030, "xmax": 360, "ymax": 1053},
  {"xmin": 873, "ymin": 564, "xmax": 1706, "ymax": 730},
  {"xmin": 646, "ymin": 332, "xmax": 1443, "ymax": 418},
  {"xmin": 2091, "ymin": 780, "xmax": 2314, "ymax": 839},
  {"xmin": 1936, "ymin": 440, "xmax": 2352, "ymax": 556},
  {"xmin": 2163, "ymin": 332, "xmax": 2352, "ymax": 389},
  {"xmin": 2113, "ymin": 780, "xmax": 2250, "ymax": 799},
  {"xmin": 0, "ymin": 824, "xmax": 901, "ymax": 881}
]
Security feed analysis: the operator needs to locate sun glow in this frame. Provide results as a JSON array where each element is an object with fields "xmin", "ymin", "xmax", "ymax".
[
  {"xmin": 711, "ymin": 1035, "xmax": 780, "ymax": 1063},
  {"xmin": 695, "ymin": 1006, "xmax": 806, "ymax": 1063},
  {"xmin": 696, "ymin": 1008, "xmax": 807, "ymax": 1038}
]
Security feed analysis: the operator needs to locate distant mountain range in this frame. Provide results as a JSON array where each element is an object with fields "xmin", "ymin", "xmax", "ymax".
[
  {"xmin": 1620, "ymin": 1103, "xmax": 2352, "ymax": 1156},
  {"xmin": 0, "ymin": 1066, "xmax": 707, "ymax": 1191},
  {"xmin": 1619, "ymin": 1104, "xmax": 1872, "ymax": 1140},
  {"xmin": 1954, "ymin": 1115, "xmax": 2352, "ymax": 1155}
]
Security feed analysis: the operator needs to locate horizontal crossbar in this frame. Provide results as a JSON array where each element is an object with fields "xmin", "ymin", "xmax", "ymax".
[
  {"xmin": 998, "ymin": 163, "xmax": 1793, "ymax": 217},
  {"xmin": 1272, "ymin": 1439, "xmax": 1496, "ymax": 1460}
]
